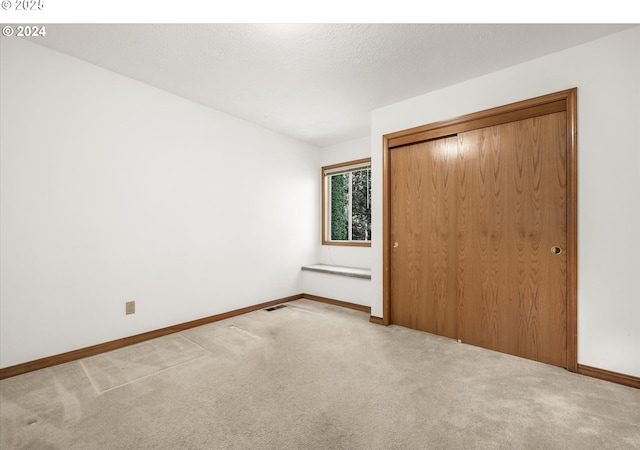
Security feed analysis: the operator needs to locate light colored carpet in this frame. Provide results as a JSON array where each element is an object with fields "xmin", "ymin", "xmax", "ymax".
[
  {"xmin": 1, "ymin": 298, "xmax": 639, "ymax": 449},
  {"xmin": 81, "ymin": 334, "xmax": 209, "ymax": 393}
]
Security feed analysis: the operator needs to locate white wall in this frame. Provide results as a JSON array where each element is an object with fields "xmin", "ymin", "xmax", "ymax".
[
  {"xmin": 0, "ymin": 37, "xmax": 320, "ymax": 368},
  {"xmin": 301, "ymin": 136, "xmax": 372, "ymax": 306},
  {"xmin": 371, "ymin": 27, "xmax": 640, "ymax": 376},
  {"xmin": 301, "ymin": 271, "xmax": 372, "ymax": 307}
]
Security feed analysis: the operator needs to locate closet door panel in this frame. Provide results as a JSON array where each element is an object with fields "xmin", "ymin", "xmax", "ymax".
[
  {"xmin": 457, "ymin": 112, "xmax": 567, "ymax": 366},
  {"xmin": 390, "ymin": 136, "xmax": 458, "ymax": 338}
]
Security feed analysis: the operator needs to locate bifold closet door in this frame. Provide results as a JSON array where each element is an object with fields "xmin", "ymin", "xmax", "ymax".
[
  {"xmin": 457, "ymin": 112, "xmax": 567, "ymax": 367},
  {"xmin": 390, "ymin": 136, "xmax": 458, "ymax": 339}
]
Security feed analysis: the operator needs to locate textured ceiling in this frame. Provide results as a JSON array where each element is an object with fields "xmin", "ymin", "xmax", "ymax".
[{"xmin": 24, "ymin": 24, "xmax": 634, "ymax": 147}]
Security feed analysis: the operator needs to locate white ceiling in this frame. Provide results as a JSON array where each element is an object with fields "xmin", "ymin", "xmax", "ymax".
[{"xmin": 24, "ymin": 24, "xmax": 634, "ymax": 147}]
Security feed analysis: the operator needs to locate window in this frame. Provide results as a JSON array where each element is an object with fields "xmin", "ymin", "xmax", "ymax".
[{"xmin": 322, "ymin": 158, "xmax": 371, "ymax": 246}]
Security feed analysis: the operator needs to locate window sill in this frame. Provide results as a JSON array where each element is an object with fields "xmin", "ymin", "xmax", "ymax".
[
  {"xmin": 301, "ymin": 264, "xmax": 371, "ymax": 280},
  {"xmin": 321, "ymin": 241, "xmax": 371, "ymax": 247}
]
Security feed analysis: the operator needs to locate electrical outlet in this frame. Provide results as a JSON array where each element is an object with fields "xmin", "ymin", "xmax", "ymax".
[{"xmin": 126, "ymin": 301, "xmax": 135, "ymax": 315}]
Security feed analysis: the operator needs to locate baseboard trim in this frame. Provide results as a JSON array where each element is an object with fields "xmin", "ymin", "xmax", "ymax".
[
  {"xmin": 577, "ymin": 364, "xmax": 640, "ymax": 389},
  {"xmin": 0, "ymin": 294, "xmax": 303, "ymax": 380},
  {"xmin": 301, "ymin": 293, "xmax": 371, "ymax": 313},
  {"xmin": 6, "ymin": 297, "xmax": 636, "ymax": 390}
]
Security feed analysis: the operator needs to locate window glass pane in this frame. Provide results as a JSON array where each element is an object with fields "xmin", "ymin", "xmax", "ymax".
[
  {"xmin": 323, "ymin": 159, "xmax": 371, "ymax": 244},
  {"xmin": 330, "ymin": 173, "xmax": 349, "ymax": 240},
  {"xmin": 351, "ymin": 168, "xmax": 371, "ymax": 240}
]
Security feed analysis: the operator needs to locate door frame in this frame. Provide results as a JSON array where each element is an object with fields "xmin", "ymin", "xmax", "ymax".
[{"xmin": 381, "ymin": 88, "xmax": 578, "ymax": 372}]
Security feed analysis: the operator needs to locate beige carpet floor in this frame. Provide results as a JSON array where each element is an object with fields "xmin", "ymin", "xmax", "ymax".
[{"xmin": 1, "ymin": 298, "xmax": 639, "ymax": 449}]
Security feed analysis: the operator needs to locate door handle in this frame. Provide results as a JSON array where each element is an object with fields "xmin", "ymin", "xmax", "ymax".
[
  {"xmin": 550, "ymin": 246, "xmax": 562, "ymax": 255},
  {"xmin": 393, "ymin": 242, "xmax": 399, "ymax": 248}
]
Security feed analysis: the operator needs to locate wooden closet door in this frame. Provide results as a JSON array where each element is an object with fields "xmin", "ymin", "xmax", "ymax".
[
  {"xmin": 457, "ymin": 112, "xmax": 567, "ymax": 367},
  {"xmin": 390, "ymin": 136, "xmax": 458, "ymax": 338}
]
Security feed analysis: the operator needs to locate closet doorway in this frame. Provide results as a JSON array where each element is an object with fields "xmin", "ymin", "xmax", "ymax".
[{"xmin": 382, "ymin": 89, "xmax": 577, "ymax": 370}]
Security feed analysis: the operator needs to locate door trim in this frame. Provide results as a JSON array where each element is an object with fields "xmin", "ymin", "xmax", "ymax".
[{"xmin": 382, "ymin": 88, "xmax": 578, "ymax": 371}]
